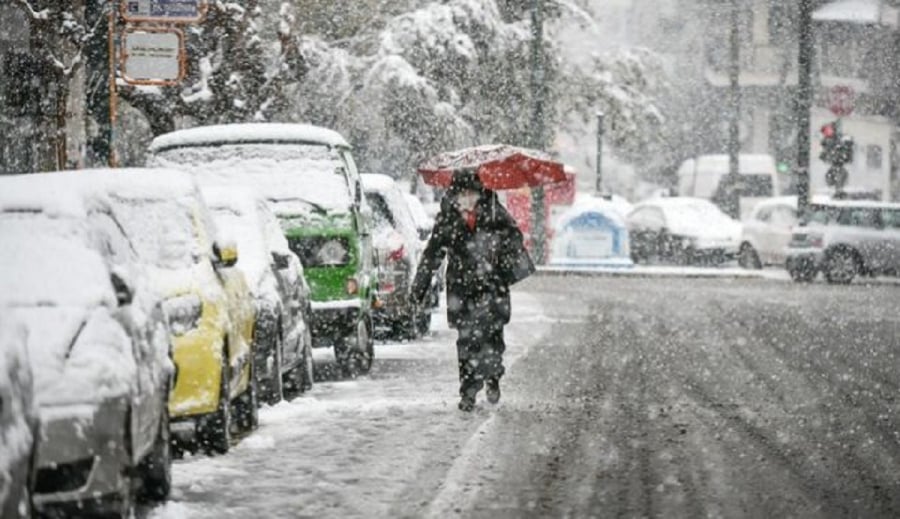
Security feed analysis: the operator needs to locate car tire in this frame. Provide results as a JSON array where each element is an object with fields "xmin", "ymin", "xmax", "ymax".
[
  {"xmin": 825, "ymin": 248, "xmax": 859, "ymax": 285},
  {"xmin": 198, "ymin": 349, "xmax": 231, "ymax": 455},
  {"xmin": 136, "ymin": 403, "xmax": 172, "ymax": 503},
  {"xmin": 337, "ymin": 317, "xmax": 373, "ymax": 378},
  {"xmin": 300, "ymin": 327, "xmax": 314, "ymax": 392},
  {"xmin": 258, "ymin": 325, "xmax": 284, "ymax": 406},
  {"xmin": 738, "ymin": 243, "xmax": 762, "ymax": 270},
  {"xmin": 233, "ymin": 358, "xmax": 259, "ymax": 433}
]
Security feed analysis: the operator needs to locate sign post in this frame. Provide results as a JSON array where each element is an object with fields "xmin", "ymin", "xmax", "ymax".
[{"xmin": 828, "ymin": 85, "xmax": 855, "ymax": 118}]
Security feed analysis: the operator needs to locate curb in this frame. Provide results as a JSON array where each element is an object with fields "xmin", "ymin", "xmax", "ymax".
[{"xmin": 534, "ymin": 266, "xmax": 770, "ymax": 281}]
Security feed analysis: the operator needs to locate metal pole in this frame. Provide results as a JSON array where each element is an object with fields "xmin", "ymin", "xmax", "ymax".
[
  {"xmin": 529, "ymin": 0, "xmax": 546, "ymax": 264},
  {"xmin": 596, "ymin": 112, "xmax": 604, "ymax": 195},
  {"xmin": 796, "ymin": 0, "xmax": 814, "ymax": 215},
  {"xmin": 726, "ymin": 0, "xmax": 741, "ymax": 218}
]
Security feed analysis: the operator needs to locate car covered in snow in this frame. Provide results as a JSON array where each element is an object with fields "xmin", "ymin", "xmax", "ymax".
[
  {"xmin": 785, "ymin": 200, "xmax": 900, "ymax": 284},
  {"xmin": 627, "ymin": 197, "xmax": 742, "ymax": 265},
  {"xmin": 362, "ymin": 173, "xmax": 430, "ymax": 339},
  {"xmin": 0, "ymin": 318, "xmax": 38, "ymax": 519},
  {"xmin": 202, "ymin": 186, "xmax": 315, "ymax": 403},
  {"xmin": 0, "ymin": 176, "xmax": 174, "ymax": 515},
  {"xmin": 148, "ymin": 123, "xmax": 377, "ymax": 377},
  {"xmin": 94, "ymin": 169, "xmax": 259, "ymax": 454},
  {"xmin": 738, "ymin": 196, "xmax": 799, "ymax": 269}
]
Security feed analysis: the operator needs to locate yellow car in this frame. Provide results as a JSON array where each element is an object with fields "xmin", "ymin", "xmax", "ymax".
[{"xmin": 101, "ymin": 169, "xmax": 258, "ymax": 454}]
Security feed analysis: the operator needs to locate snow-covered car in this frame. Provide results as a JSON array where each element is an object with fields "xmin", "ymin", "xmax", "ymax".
[
  {"xmin": 362, "ymin": 174, "xmax": 429, "ymax": 339},
  {"xmin": 202, "ymin": 186, "xmax": 315, "ymax": 403},
  {"xmin": 738, "ymin": 196, "xmax": 799, "ymax": 269},
  {"xmin": 403, "ymin": 192, "xmax": 443, "ymax": 309},
  {"xmin": 148, "ymin": 123, "xmax": 377, "ymax": 377},
  {"xmin": 785, "ymin": 201, "xmax": 900, "ymax": 284},
  {"xmin": 627, "ymin": 197, "xmax": 742, "ymax": 265},
  {"xmin": 97, "ymin": 169, "xmax": 258, "ymax": 454},
  {"xmin": 0, "ymin": 319, "xmax": 38, "ymax": 519},
  {"xmin": 0, "ymin": 179, "xmax": 174, "ymax": 515}
]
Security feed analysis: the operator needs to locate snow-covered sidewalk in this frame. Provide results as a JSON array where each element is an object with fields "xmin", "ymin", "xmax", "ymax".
[{"xmin": 149, "ymin": 291, "xmax": 549, "ymax": 519}]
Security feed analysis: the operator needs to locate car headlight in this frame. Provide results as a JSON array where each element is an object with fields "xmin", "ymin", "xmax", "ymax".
[
  {"xmin": 162, "ymin": 294, "xmax": 203, "ymax": 336},
  {"xmin": 316, "ymin": 239, "xmax": 349, "ymax": 266}
]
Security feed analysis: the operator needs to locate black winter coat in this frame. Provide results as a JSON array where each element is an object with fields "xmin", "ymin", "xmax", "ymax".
[{"xmin": 412, "ymin": 191, "xmax": 535, "ymax": 329}]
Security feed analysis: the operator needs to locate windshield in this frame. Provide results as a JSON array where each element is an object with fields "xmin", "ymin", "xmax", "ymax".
[
  {"xmin": 111, "ymin": 196, "xmax": 198, "ymax": 269},
  {"xmin": 365, "ymin": 192, "xmax": 394, "ymax": 230},
  {"xmin": 0, "ymin": 221, "xmax": 112, "ymax": 307},
  {"xmin": 150, "ymin": 142, "xmax": 354, "ymax": 212}
]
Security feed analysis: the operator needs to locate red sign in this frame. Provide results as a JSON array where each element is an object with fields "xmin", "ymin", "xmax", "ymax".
[{"xmin": 828, "ymin": 85, "xmax": 855, "ymax": 117}]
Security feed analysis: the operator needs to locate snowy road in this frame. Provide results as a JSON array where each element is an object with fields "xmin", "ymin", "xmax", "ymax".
[{"xmin": 150, "ymin": 277, "xmax": 900, "ymax": 518}]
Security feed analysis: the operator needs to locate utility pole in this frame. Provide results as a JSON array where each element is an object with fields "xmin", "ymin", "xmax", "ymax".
[
  {"xmin": 529, "ymin": 0, "xmax": 546, "ymax": 264},
  {"xmin": 596, "ymin": 112, "xmax": 604, "ymax": 195},
  {"xmin": 726, "ymin": 0, "xmax": 741, "ymax": 219},
  {"xmin": 796, "ymin": 0, "xmax": 814, "ymax": 215}
]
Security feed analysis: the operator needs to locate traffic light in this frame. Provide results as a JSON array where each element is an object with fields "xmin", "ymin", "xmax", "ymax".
[{"xmin": 819, "ymin": 121, "xmax": 854, "ymax": 167}]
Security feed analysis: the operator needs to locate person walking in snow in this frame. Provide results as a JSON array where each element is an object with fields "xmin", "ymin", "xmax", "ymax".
[{"xmin": 411, "ymin": 170, "xmax": 535, "ymax": 412}]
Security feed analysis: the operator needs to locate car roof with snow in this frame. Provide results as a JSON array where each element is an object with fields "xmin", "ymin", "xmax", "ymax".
[
  {"xmin": 361, "ymin": 173, "xmax": 398, "ymax": 193},
  {"xmin": 149, "ymin": 123, "xmax": 350, "ymax": 153},
  {"xmin": 812, "ymin": 199, "xmax": 900, "ymax": 210}
]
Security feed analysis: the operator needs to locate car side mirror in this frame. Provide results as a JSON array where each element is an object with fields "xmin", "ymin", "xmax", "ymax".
[
  {"xmin": 110, "ymin": 271, "xmax": 134, "ymax": 306},
  {"xmin": 272, "ymin": 251, "xmax": 291, "ymax": 270},
  {"xmin": 212, "ymin": 240, "xmax": 239, "ymax": 268}
]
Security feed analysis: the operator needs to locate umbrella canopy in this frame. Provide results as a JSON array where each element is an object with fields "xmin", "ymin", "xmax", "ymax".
[{"xmin": 418, "ymin": 144, "xmax": 566, "ymax": 190}]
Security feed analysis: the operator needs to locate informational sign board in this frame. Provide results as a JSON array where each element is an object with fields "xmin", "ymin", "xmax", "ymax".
[
  {"xmin": 121, "ymin": 28, "xmax": 185, "ymax": 86},
  {"xmin": 121, "ymin": 0, "xmax": 206, "ymax": 23}
]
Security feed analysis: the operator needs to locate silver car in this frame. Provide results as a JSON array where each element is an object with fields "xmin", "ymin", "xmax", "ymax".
[
  {"xmin": 0, "ymin": 176, "xmax": 174, "ymax": 516},
  {"xmin": 786, "ymin": 201, "xmax": 900, "ymax": 283}
]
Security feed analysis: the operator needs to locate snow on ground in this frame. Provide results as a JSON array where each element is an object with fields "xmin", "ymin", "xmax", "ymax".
[{"xmin": 150, "ymin": 291, "xmax": 548, "ymax": 518}]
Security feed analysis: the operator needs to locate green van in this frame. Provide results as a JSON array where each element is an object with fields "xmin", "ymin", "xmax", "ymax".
[{"xmin": 148, "ymin": 123, "xmax": 378, "ymax": 375}]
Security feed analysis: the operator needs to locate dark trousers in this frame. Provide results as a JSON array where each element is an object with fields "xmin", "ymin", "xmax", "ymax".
[{"xmin": 456, "ymin": 324, "xmax": 506, "ymax": 399}]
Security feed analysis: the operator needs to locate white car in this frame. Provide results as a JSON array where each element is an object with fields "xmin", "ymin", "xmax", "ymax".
[
  {"xmin": 627, "ymin": 197, "xmax": 742, "ymax": 265},
  {"xmin": 738, "ymin": 196, "xmax": 798, "ymax": 269},
  {"xmin": 0, "ymin": 177, "xmax": 174, "ymax": 515},
  {"xmin": 786, "ymin": 201, "xmax": 900, "ymax": 284},
  {"xmin": 403, "ymin": 192, "xmax": 434, "ymax": 241},
  {"xmin": 362, "ymin": 174, "xmax": 429, "ymax": 339},
  {"xmin": 0, "ymin": 319, "xmax": 38, "ymax": 519},
  {"xmin": 202, "ymin": 186, "xmax": 315, "ymax": 403}
]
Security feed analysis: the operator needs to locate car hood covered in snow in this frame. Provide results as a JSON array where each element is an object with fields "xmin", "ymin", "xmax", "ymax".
[{"xmin": 7, "ymin": 307, "xmax": 134, "ymax": 407}]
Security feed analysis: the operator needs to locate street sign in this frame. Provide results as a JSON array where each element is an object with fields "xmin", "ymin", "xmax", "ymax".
[
  {"xmin": 121, "ymin": 0, "xmax": 206, "ymax": 23},
  {"xmin": 828, "ymin": 85, "xmax": 855, "ymax": 117},
  {"xmin": 121, "ymin": 28, "xmax": 185, "ymax": 86}
]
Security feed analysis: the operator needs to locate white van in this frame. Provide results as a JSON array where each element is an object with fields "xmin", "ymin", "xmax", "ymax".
[{"xmin": 677, "ymin": 154, "xmax": 781, "ymax": 220}]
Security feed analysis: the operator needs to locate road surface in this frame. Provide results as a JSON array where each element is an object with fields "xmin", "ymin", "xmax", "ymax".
[{"xmin": 151, "ymin": 276, "xmax": 900, "ymax": 518}]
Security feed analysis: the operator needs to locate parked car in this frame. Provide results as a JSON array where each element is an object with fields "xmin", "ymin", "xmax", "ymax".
[
  {"xmin": 202, "ymin": 186, "xmax": 315, "ymax": 403},
  {"xmin": 362, "ymin": 174, "xmax": 430, "ymax": 339},
  {"xmin": 0, "ymin": 319, "xmax": 38, "ymax": 519},
  {"xmin": 785, "ymin": 201, "xmax": 900, "ymax": 284},
  {"xmin": 738, "ymin": 196, "xmax": 798, "ymax": 269},
  {"xmin": 98, "ymin": 169, "xmax": 259, "ymax": 454},
  {"xmin": 404, "ymin": 192, "xmax": 444, "ymax": 310},
  {"xmin": 0, "ymin": 178, "xmax": 174, "ymax": 515},
  {"xmin": 627, "ymin": 197, "xmax": 742, "ymax": 265},
  {"xmin": 148, "ymin": 123, "xmax": 377, "ymax": 377}
]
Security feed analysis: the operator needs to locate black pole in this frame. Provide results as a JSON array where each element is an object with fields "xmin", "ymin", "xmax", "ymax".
[
  {"xmin": 726, "ymin": 0, "xmax": 741, "ymax": 218},
  {"xmin": 596, "ymin": 112, "xmax": 604, "ymax": 195},
  {"xmin": 529, "ymin": 0, "xmax": 546, "ymax": 264},
  {"xmin": 796, "ymin": 0, "xmax": 814, "ymax": 215}
]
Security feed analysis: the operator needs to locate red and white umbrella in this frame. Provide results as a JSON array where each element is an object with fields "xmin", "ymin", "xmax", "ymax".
[{"xmin": 417, "ymin": 144, "xmax": 566, "ymax": 190}]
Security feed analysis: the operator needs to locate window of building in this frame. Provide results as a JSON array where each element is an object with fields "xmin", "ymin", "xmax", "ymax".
[{"xmin": 867, "ymin": 145, "xmax": 883, "ymax": 170}]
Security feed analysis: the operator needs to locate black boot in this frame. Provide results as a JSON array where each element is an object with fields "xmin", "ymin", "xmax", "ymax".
[
  {"xmin": 458, "ymin": 396, "xmax": 475, "ymax": 412},
  {"xmin": 486, "ymin": 378, "xmax": 500, "ymax": 404}
]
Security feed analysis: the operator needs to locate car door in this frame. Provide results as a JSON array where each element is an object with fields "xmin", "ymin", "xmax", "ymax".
[
  {"xmin": 877, "ymin": 208, "xmax": 900, "ymax": 274},
  {"xmin": 837, "ymin": 207, "xmax": 884, "ymax": 272},
  {"xmin": 743, "ymin": 205, "xmax": 771, "ymax": 258},
  {"xmin": 765, "ymin": 205, "xmax": 797, "ymax": 265}
]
